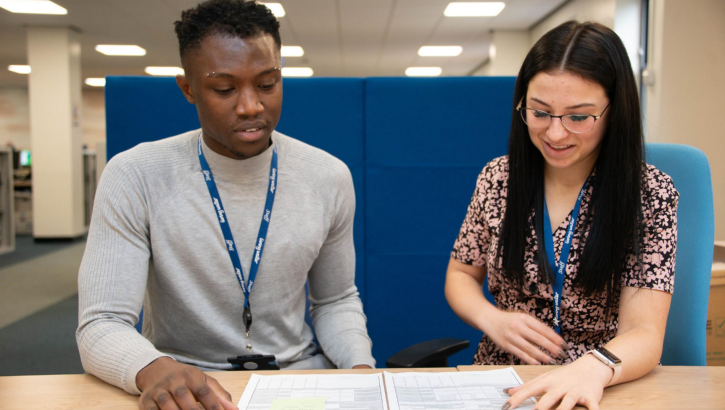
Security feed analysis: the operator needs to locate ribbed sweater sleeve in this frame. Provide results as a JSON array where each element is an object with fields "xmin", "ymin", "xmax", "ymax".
[
  {"xmin": 300, "ymin": 152, "xmax": 375, "ymax": 369},
  {"xmin": 76, "ymin": 152, "xmax": 169, "ymax": 395}
]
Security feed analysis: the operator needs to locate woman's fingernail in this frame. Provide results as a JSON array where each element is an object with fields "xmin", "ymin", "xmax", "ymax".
[
  {"xmin": 503, "ymin": 387, "xmax": 510, "ymax": 394},
  {"xmin": 549, "ymin": 360, "xmax": 556, "ymax": 365},
  {"xmin": 561, "ymin": 342, "xmax": 570, "ymax": 350},
  {"xmin": 502, "ymin": 403, "xmax": 511, "ymax": 410},
  {"xmin": 558, "ymin": 350, "xmax": 567, "ymax": 359}
]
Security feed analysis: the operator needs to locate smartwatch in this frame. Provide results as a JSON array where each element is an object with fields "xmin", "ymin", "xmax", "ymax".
[{"xmin": 585, "ymin": 347, "xmax": 622, "ymax": 386}]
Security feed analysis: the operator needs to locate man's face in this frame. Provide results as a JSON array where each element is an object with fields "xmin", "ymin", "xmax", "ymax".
[{"xmin": 177, "ymin": 33, "xmax": 282, "ymax": 159}]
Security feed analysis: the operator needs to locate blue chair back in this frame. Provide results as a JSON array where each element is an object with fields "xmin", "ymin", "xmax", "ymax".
[{"xmin": 647, "ymin": 143, "xmax": 714, "ymax": 366}]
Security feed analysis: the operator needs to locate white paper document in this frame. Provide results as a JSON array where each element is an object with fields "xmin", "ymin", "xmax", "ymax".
[
  {"xmin": 237, "ymin": 373, "xmax": 389, "ymax": 410},
  {"xmin": 384, "ymin": 369, "xmax": 535, "ymax": 410}
]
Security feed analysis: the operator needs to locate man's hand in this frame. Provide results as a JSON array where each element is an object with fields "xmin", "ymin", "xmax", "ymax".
[{"xmin": 136, "ymin": 357, "xmax": 237, "ymax": 410}]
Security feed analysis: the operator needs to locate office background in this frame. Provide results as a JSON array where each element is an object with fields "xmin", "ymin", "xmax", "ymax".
[{"xmin": 0, "ymin": 0, "xmax": 723, "ymax": 375}]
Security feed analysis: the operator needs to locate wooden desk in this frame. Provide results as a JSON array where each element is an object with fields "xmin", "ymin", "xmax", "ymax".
[
  {"xmin": 0, "ymin": 368, "xmax": 454, "ymax": 410},
  {"xmin": 1, "ymin": 367, "xmax": 723, "ymax": 410},
  {"xmin": 459, "ymin": 365, "xmax": 725, "ymax": 409}
]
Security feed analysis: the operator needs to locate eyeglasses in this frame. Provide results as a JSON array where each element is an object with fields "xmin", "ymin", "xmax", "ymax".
[{"xmin": 516, "ymin": 99, "xmax": 610, "ymax": 134}]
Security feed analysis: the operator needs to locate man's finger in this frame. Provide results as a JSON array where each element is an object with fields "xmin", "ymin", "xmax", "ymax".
[
  {"xmin": 207, "ymin": 376, "xmax": 237, "ymax": 410},
  {"xmin": 187, "ymin": 376, "xmax": 223, "ymax": 410},
  {"xmin": 151, "ymin": 389, "xmax": 183, "ymax": 410}
]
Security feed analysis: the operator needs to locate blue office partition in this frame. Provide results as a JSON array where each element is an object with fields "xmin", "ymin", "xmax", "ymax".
[{"xmin": 364, "ymin": 77, "xmax": 515, "ymax": 366}]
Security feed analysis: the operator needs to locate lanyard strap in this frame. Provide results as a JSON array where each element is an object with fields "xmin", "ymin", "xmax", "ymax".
[
  {"xmin": 197, "ymin": 134, "xmax": 278, "ymax": 310},
  {"xmin": 542, "ymin": 177, "xmax": 589, "ymax": 334}
]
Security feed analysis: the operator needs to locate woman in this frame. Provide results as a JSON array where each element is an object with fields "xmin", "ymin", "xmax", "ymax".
[{"xmin": 446, "ymin": 21, "xmax": 678, "ymax": 410}]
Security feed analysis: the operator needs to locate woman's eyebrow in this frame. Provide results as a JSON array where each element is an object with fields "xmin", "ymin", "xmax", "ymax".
[
  {"xmin": 530, "ymin": 97, "xmax": 597, "ymax": 110},
  {"xmin": 530, "ymin": 97, "xmax": 550, "ymax": 107},
  {"xmin": 566, "ymin": 102, "xmax": 597, "ymax": 109}
]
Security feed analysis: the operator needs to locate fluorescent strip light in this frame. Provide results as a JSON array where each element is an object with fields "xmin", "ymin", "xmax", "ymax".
[
  {"xmin": 281, "ymin": 46, "xmax": 304, "ymax": 57},
  {"xmin": 95, "ymin": 45, "xmax": 146, "ymax": 56},
  {"xmin": 444, "ymin": 2, "xmax": 505, "ymax": 17},
  {"xmin": 260, "ymin": 2, "xmax": 285, "ymax": 17},
  {"xmin": 85, "ymin": 78, "xmax": 106, "ymax": 87},
  {"xmin": 282, "ymin": 67, "xmax": 313, "ymax": 77},
  {"xmin": 418, "ymin": 46, "xmax": 463, "ymax": 57},
  {"xmin": 405, "ymin": 67, "xmax": 442, "ymax": 77},
  {"xmin": 8, "ymin": 65, "xmax": 31, "ymax": 74},
  {"xmin": 145, "ymin": 66, "xmax": 184, "ymax": 76},
  {"xmin": 0, "ymin": 0, "xmax": 67, "ymax": 14}
]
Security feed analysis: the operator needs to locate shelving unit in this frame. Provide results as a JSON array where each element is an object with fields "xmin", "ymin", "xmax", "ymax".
[{"xmin": 0, "ymin": 147, "xmax": 15, "ymax": 254}]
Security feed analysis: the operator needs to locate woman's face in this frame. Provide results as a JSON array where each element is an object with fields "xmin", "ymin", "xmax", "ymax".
[{"xmin": 525, "ymin": 71, "xmax": 610, "ymax": 173}]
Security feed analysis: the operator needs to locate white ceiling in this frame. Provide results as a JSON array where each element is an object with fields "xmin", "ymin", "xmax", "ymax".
[{"xmin": 0, "ymin": 0, "xmax": 568, "ymax": 87}]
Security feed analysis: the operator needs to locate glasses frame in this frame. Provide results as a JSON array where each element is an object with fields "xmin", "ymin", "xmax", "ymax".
[{"xmin": 516, "ymin": 98, "xmax": 610, "ymax": 134}]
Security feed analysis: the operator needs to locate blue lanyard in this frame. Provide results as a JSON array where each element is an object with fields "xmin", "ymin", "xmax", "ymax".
[
  {"xmin": 197, "ymin": 134, "xmax": 278, "ymax": 337},
  {"xmin": 542, "ymin": 177, "xmax": 589, "ymax": 334}
]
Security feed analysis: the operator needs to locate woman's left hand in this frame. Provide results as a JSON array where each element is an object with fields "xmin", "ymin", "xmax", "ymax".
[{"xmin": 503, "ymin": 354, "xmax": 613, "ymax": 410}]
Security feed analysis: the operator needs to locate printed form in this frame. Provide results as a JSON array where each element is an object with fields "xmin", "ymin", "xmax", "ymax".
[
  {"xmin": 384, "ymin": 369, "xmax": 535, "ymax": 410},
  {"xmin": 237, "ymin": 373, "xmax": 389, "ymax": 410}
]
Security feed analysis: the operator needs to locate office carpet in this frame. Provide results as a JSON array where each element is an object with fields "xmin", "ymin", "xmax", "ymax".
[
  {"xmin": 0, "ymin": 241, "xmax": 86, "ymax": 328},
  {"xmin": 0, "ymin": 294, "xmax": 83, "ymax": 376},
  {"xmin": 0, "ymin": 234, "xmax": 85, "ymax": 270}
]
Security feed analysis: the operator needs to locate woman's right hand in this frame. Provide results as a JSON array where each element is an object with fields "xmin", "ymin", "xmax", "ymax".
[{"xmin": 484, "ymin": 309, "xmax": 569, "ymax": 365}]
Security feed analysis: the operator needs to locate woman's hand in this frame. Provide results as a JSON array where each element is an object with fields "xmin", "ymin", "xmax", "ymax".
[
  {"xmin": 503, "ymin": 354, "xmax": 613, "ymax": 410},
  {"xmin": 484, "ymin": 309, "xmax": 569, "ymax": 365}
]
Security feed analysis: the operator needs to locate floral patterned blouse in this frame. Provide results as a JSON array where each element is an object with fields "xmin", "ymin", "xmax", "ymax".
[{"xmin": 451, "ymin": 156, "xmax": 679, "ymax": 365}]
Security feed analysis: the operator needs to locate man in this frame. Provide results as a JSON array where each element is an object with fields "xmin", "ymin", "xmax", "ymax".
[{"xmin": 76, "ymin": 1, "xmax": 374, "ymax": 409}]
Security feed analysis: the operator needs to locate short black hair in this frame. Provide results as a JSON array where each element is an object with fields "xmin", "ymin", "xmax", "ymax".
[{"xmin": 174, "ymin": 0, "xmax": 281, "ymax": 66}]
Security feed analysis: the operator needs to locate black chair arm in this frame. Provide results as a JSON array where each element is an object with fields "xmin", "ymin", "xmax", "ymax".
[{"xmin": 386, "ymin": 338, "xmax": 470, "ymax": 368}]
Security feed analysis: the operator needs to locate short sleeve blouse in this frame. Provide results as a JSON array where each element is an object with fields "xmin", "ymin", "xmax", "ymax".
[{"xmin": 451, "ymin": 156, "xmax": 679, "ymax": 365}]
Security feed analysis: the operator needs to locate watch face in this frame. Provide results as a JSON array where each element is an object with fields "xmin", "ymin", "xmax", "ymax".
[{"xmin": 598, "ymin": 348, "xmax": 622, "ymax": 365}]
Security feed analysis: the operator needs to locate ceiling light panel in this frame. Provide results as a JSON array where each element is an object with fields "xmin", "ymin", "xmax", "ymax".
[
  {"xmin": 145, "ymin": 66, "xmax": 184, "ymax": 76},
  {"xmin": 444, "ymin": 2, "xmax": 506, "ymax": 17},
  {"xmin": 8, "ymin": 65, "xmax": 31, "ymax": 74},
  {"xmin": 95, "ymin": 45, "xmax": 146, "ymax": 56},
  {"xmin": 0, "ymin": 0, "xmax": 67, "ymax": 14},
  {"xmin": 418, "ymin": 46, "xmax": 463, "ymax": 57},
  {"xmin": 405, "ymin": 67, "xmax": 442, "ymax": 77},
  {"xmin": 281, "ymin": 46, "xmax": 304, "ymax": 57},
  {"xmin": 85, "ymin": 78, "xmax": 106, "ymax": 87},
  {"xmin": 260, "ymin": 3, "xmax": 285, "ymax": 17},
  {"xmin": 282, "ymin": 67, "xmax": 313, "ymax": 77}
]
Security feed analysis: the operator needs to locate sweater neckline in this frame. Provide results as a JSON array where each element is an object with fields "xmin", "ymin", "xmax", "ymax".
[{"xmin": 196, "ymin": 131, "xmax": 277, "ymax": 181}]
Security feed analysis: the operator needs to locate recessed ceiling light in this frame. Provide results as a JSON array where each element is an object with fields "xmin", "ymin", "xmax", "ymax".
[
  {"xmin": 282, "ymin": 67, "xmax": 313, "ymax": 77},
  {"xmin": 95, "ymin": 45, "xmax": 146, "ymax": 56},
  {"xmin": 85, "ymin": 78, "xmax": 106, "ymax": 87},
  {"xmin": 0, "ymin": 0, "xmax": 67, "ymax": 15},
  {"xmin": 444, "ymin": 2, "xmax": 505, "ymax": 17},
  {"xmin": 145, "ymin": 66, "xmax": 184, "ymax": 76},
  {"xmin": 405, "ymin": 67, "xmax": 442, "ymax": 77},
  {"xmin": 281, "ymin": 46, "xmax": 304, "ymax": 57},
  {"xmin": 260, "ymin": 2, "xmax": 285, "ymax": 17},
  {"xmin": 8, "ymin": 65, "xmax": 31, "ymax": 74},
  {"xmin": 418, "ymin": 46, "xmax": 463, "ymax": 57}
]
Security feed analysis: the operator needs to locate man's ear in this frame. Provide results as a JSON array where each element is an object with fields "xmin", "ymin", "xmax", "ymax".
[{"xmin": 176, "ymin": 74, "xmax": 196, "ymax": 104}]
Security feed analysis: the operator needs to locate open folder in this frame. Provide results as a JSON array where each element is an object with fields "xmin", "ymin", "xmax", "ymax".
[{"xmin": 237, "ymin": 368, "xmax": 535, "ymax": 410}]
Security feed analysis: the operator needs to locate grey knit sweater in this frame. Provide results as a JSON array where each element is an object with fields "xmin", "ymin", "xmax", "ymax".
[{"xmin": 77, "ymin": 130, "xmax": 375, "ymax": 394}]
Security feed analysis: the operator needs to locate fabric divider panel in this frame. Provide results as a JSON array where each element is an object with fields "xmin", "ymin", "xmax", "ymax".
[{"xmin": 365, "ymin": 254, "xmax": 482, "ymax": 367}]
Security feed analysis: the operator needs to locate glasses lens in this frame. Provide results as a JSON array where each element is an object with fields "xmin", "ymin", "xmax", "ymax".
[
  {"xmin": 563, "ymin": 115, "xmax": 595, "ymax": 133},
  {"xmin": 522, "ymin": 109, "xmax": 550, "ymax": 129}
]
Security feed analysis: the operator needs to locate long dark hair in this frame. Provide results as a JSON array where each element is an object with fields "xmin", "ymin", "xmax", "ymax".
[{"xmin": 498, "ymin": 21, "xmax": 643, "ymax": 308}]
